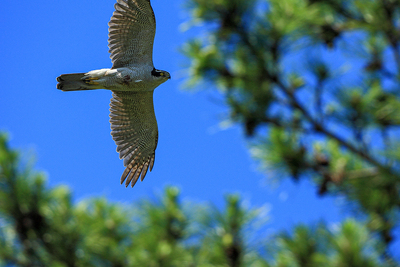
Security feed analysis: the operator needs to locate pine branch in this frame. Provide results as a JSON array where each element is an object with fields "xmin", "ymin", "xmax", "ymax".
[{"xmin": 234, "ymin": 24, "xmax": 399, "ymax": 179}]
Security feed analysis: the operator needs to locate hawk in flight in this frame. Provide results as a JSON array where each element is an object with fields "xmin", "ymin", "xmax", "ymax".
[{"xmin": 57, "ymin": 0, "xmax": 170, "ymax": 187}]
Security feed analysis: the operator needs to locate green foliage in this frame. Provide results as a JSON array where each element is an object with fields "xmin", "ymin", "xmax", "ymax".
[
  {"xmin": 195, "ymin": 194, "xmax": 267, "ymax": 267},
  {"xmin": 183, "ymin": 0, "xmax": 400, "ymax": 263},
  {"xmin": 272, "ymin": 221, "xmax": 385, "ymax": 267},
  {"xmin": 252, "ymin": 128, "xmax": 307, "ymax": 179},
  {"xmin": 0, "ymin": 134, "xmax": 391, "ymax": 266}
]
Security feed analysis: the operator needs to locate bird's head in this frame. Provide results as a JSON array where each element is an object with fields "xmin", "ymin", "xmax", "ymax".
[{"xmin": 151, "ymin": 68, "xmax": 171, "ymax": 81}]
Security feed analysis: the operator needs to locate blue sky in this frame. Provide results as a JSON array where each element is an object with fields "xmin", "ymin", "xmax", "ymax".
[{"xmin": 1, "ymin": 0, "xmax": 398, "ymax": 255}]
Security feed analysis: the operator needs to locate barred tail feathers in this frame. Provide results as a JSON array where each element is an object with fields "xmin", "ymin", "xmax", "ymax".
[
  {"xmin": 57, "ymin": 73, "xmax": 86, "ymax": 82},
  {"xmin": 56, "ymin": 73, "xmax": 90, "ymax": 91},
  {"xmin": 56, "ymin": 69, "xmax": 108, "ymax": 91}
]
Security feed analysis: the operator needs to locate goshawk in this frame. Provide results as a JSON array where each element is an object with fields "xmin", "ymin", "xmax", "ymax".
[{"xmin": 56, "ymin": 0, "xmax": 170, "ymax": 187}]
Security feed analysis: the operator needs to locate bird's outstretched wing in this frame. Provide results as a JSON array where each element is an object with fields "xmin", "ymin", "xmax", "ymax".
[
  {"xmin": 109, "ymin": 91, "xmax": 158, "ymax": 187},
  {"xmin": 108, "ymin": 0, "xmax": 156, "ymax": 69}
]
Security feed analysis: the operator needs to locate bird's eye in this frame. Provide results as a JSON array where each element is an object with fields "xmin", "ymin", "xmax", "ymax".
[{"xmin": 151, "ymin": 68, "xmax": 164, "ymax": 77}]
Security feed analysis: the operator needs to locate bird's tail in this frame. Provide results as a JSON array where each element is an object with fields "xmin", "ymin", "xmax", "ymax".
[{"xmin": 56, "ymin": 73, "xmax": 101, "ymax": 91}]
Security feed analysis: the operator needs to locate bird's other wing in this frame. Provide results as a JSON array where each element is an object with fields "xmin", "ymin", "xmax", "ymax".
[
  {"xmin": 108, "ymin": 0, "xmax": 156, "ymax": 69},
  {"xmin": 109, "ymin": 91, "xmax": 158, "ymax": 187}
]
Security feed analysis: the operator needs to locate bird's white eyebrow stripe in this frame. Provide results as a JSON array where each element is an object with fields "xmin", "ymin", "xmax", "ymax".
[{"xmin": 135, "ymin": 80, "xmax": 142, "ymax": 82}]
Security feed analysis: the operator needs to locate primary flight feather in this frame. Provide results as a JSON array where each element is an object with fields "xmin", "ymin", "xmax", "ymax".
[{"xmin": 56, "ymin": 0, "xmax": 170, "ymax": 188}]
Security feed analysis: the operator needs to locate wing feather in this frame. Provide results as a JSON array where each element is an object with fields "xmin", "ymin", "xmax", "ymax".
[
  {"xmin": 110, "ymin": 91, "xmax": 158, "ymax": 187},
  {"xmin": 108, "ymin": 0, "xmax": 156, "ymax": 69},
  {"xmin": 140, "ymin": 161, "xmax": 150, "ymax": 181}
]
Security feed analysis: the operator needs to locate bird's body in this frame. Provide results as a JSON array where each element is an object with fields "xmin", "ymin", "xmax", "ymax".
[
  {"xmin": 57, "ymin": 0, "xmax": 170, "ymax": 187},
  {"xmin": 58, "ymin": 66, "xmax": 165, "ymax": 91}
]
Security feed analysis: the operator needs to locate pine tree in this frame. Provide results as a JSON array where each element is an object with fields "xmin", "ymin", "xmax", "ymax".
[
  {"xmin": 182, "ymin": 0, "xmax": 400, "ymax": 264},
  {"xmin": 0, "ymin": 132, "xmax": 396, "ymax": 266}
]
